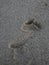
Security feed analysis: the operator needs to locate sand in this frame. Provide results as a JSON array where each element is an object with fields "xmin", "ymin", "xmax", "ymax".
[{"xmin": 0, "ymin": 0, "xmax": 49, "ymax": 65}]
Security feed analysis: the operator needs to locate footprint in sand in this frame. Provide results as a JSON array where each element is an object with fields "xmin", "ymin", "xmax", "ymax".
[
  {"xmin": 8, "ymin": 17, "xmax": 41, "ymax": 60},
  {"xmin": 8, "ymin": 17, "xmax": 41, "ymax": 49}
]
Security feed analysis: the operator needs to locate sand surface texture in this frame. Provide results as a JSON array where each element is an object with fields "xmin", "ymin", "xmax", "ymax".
[{"xmin": 0, "ymin": 0, "xmax": 49, "ymax": 65}]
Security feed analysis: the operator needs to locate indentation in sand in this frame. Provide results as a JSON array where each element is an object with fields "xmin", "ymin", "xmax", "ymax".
[{"xmin": 21, "ymin": 18, "xmax": 41, "ymax": 32}]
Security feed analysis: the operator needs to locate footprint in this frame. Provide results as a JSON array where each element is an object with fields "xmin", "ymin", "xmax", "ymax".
[
  {"xmin": 8, "ymin": 18, "xmax": 41, "ymax": 49},
  {"xmin": 8, "ymin": 18, "xmax": 41, "ymax": 62}
]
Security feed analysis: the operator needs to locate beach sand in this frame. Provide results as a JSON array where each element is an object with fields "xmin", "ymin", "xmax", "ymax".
[{"xmin": 0, "ymin": 0, "xmax": 49, "ymax": 65}]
